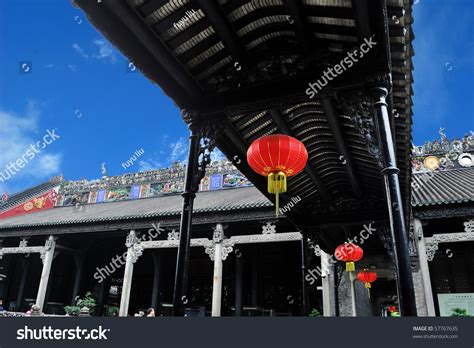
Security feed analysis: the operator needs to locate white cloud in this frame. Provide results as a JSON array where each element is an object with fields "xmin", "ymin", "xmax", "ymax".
[
  {"xmin": 72, "ymin": 39, "xmax": 117, "ymax": 64},
  {"xmin": 134, "ymin": 136, "xmax": 189, "ymax": 173},
  {"xmin": 67, "ymin": 64, "xmax": 78, "ymax": 72},
  {"xmin": 92, "ymin": 39, "xmax": 117, "ymax": 64},
  {"xmin": 72, "ymin": 43, "xmax": 89, "ymax": 59},
  {"xmin": 0, "ymin": 103, "xmax": 62, "ymax": 194},
  {"xmin": 169, "ymin": 137, "xmax": 188, "ymax": 163},
  {"xmin": 210, "ymin": 149, "xmax": 226, "ymax": 162},
  {"xmin": 138, "ymin": 158, "xmax": 162, "ymax": 172}
]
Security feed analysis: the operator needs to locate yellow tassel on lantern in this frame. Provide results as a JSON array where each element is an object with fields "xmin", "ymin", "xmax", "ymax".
[
  {"xmin": 268, "ymin": 171, "xmax": 287, "ymax": 217},
  {"xmin": 346, "ymin": 261, "xmax": 355, "ymax": 272},
  {"xmin": 365, "ymin": 282, "xmax": 371, "ymax": 298}
]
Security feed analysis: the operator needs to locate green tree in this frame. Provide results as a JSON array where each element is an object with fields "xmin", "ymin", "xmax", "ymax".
[
  {"xmin": 309, "ymin": 308, "xmax": 321, "ymax": 317},
  {"xmin": 64, "ymin": 292, "xmax": 97, "ymax": 316}
]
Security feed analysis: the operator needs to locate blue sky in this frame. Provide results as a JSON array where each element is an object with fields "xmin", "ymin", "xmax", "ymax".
[{"xmin": 0, "ymin": 0, "xmax": 472, "ymax": 194}]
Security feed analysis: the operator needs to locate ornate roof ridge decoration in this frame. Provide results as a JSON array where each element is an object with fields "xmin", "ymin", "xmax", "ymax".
[
  {"xmin": 58, "ymin": 159, "xmax": 242, "ymax": 195},
  {"xmin": 411, "ymin": 128, "xmax": 473, "ymax": 173}
]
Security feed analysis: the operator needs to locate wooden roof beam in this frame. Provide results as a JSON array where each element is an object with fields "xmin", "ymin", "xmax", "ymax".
[
  {"xmin": 193, "ymin": 0, "xmax": 251, "ymax": 67},
  {"xmin": 268, "ymin": 109, "xmax": 329, "ymax": 202},
  {"xmin": 321, "ymin": 98, "xmax": 363, "ymax": 198},
  {"xmin": 351, "ymin": 0, "xmax": 372, "ymax": 44},
  {"xmin": 195, "ymin": 60, "xmax": 381, "ymax": 114}
]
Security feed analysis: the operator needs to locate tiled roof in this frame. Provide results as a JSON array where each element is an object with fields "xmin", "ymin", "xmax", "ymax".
[
  {"xmin": 1, "ymin": 166, "xmax": 471, "ymax": 229},
  {"xmin": 411, "ymin": 168, "xmax": 474, "ymax": 207},
  {"xmin": 0, "ymin": 186, "xmax": 271, "ymax": 229}
]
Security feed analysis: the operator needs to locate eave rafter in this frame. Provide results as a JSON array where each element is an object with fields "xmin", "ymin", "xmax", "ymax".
[
  {"xmin": 193, "ymin": 0, "xmax": 251, "ymax": 68},
  {"xmin": 321, "ymin": 98, "xmax": 362, "ymax": 198},
  {"xmin": 282, "ymin": 0, "xmax": 313, "ymax": 54}
]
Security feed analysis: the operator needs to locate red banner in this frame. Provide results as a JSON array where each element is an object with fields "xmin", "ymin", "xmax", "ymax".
[{"xmin": 0, "ymin": 189, "xmax": 57, "ymax": 220}]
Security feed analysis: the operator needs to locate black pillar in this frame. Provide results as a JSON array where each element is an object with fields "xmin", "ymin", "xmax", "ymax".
[
  {"xmin": 16, "ymin": 257, "xmax": 30, "ymax": 311},
  {"xmin": 172, "ymin": 122, "xmax": 201, "ymax": 316},
  {"xmin": 250, "ymin": 246, "xmax": 258, "ymax": 307},
  {"xmin": 151, "ymin": 252, "xmax": 162, "ymax": 310},
  {"xmin": 71, "ymin": 253, "xmax": 84, "ymax": 305},
  {"xmin": 300, "ymin": 238, "xmax": 308, "ymax": 316},
  {"xmin": 333, "ymin": 263, "xmax": 340, "ymax": 317},
  {"xmin": 373, "ymin": 86, "xmax": 417, "ymax": 316},
  {"xmin": 235, "ymin": 251, "xmax": 243, "ymax": 316}
]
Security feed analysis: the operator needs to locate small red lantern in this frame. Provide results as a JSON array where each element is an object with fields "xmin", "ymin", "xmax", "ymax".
[
  {"xmin": 387, "ymin": 306, "xmax": 397, "ymax": 313},
  {"xmin": 334, "ymin": 242, "xmax": 363, "ymax": 272},
  {"xmin": 357, "ymin": 269, "xmax": 377, "ymax": 289},
  {"xmin": 247, "ymin": 134, "xmax": 308, "ymax": 216},
  {"xmin": 357, "ymin": 269, "xmax": 377, "ymax": 298}
]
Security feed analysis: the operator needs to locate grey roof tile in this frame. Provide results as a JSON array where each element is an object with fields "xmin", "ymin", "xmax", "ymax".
[
  {"xmin": 0, "ymin": 186, "xmax": 271, "ymax": 229},
  {"xmin": 411, "ymin": 168, "xmax": 474, "ymax": 207}
]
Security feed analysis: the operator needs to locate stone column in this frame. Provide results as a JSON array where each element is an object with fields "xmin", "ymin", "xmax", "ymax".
[
  {"xmin": 205, "ymin": 224, "xmax": 233, "ymax": 317},
  {"xmin": 16, "ymin": 257, "xmax": 30, "ymax": 311},
  {"xmin": 320, "ymin": 251, "xmax": 333, "ymax": 316},
  {"xmin": 349, "ymin": 271, "xmax": 357, "ymax": 317},
  {"xmin": 119, "ymin": 230, "xmax": 142, "ymax": 317},
  {"xmin": 414, "ymin": 218, "xmax": 436, "ymax": 316},
  {"xmin": 36, "ymin": 235, "xmax": 56, "ymax": 312},
  {"xmin": 71, "ymin": 253, "xmax": 85, "ymax": 305},
  {"xmin": 212, "ymin": 241, "xmax": 223, "ymax": 317},
  {"xmin": 151, "ymin": 252, "xmax": 162, "ymax": 310}
]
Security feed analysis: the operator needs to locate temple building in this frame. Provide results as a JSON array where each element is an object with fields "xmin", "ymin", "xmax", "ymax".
[
  {"xmin": 0, "ymin": 130, "xmax": 472, "ymax": 317},
  {"xmin": 1, "ymin": 0, "xmax": 472, "ymax": 317}
]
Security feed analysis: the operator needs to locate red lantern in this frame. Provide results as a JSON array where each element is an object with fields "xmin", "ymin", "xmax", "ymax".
[
  {"xmin": 387, "ymin": 306, "xmax": 397, "ymax": 313},
  {"xmin": 247, "ymin": 134, "xmax": 308, "ymax": 216},
  {"xmin": 334, "ymin": 242, "xmax": 364, "ymax": 272},
  {"xmin": 357, "ymin": 269, "xmax": 377, "ymax": 289}
]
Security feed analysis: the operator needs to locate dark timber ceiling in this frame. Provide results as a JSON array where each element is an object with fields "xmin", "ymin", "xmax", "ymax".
[{"xmin": 74, "ymin": 0, "xmax": 414, "ymax": 248}]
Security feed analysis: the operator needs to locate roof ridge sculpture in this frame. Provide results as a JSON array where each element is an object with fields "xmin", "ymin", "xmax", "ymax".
[{"xmin": 411, "ymin": 129, "xmax": 473, "ymax": 173}]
